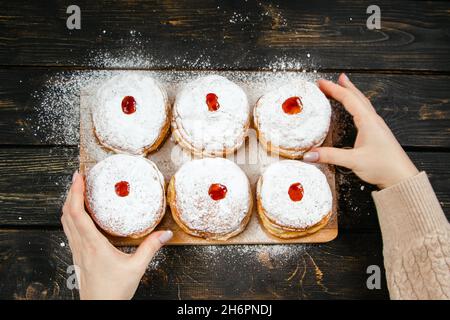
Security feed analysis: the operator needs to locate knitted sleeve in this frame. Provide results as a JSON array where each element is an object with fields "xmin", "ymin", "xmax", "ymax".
[{"xmin": 372, "ymin": 172, "xmax": 450, "ymax": 300}]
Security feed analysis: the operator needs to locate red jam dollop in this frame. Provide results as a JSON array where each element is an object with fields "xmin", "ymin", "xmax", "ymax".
[
  {"xmin": 206, "ymin": 93, "xmax": 220, "ymax": 111},
  {"xmin": 208, "ymin": 183, "xmax": 227, "ymax": 200},
  {"xmin": 288, "ymin": 182, "xmax": 304, "ymax": 202},
  {"xmin": 115, "ymin": 181, "xmax": 130, "ymax": 197},
  {"xmin": 282, "ymin": 96, "xmax": 303, "ymax": 115},
  {"xmin": 121, "ymin": 96, "xmax": 137, "ymax": 114}
]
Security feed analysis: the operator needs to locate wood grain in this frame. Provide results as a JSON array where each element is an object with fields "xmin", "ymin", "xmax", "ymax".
[
  {"xmin": 0, "ymin": 147, "xmax": 448, "ymax": 230},
  {"xmin": 0, "ymin": 147, "xmax": 78, "ymax": 226},
  {"xmin": 0, "ymin": 1, "xmax": 449, "ymax": 71},
  {"xmin": 338, "ymin": 152, "xmax": 450, "ymax": 231},
  {"xmin": 0, "ymin": 229, "xmax": 388, "ymax": 299},
  {"xmin": 334, "ymin": 73, "xmax": 450, "ymax": 149}
]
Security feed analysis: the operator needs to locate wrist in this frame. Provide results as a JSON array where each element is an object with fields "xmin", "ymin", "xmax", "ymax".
[{"xmin": 378, "ymin": 165, "xmax": 419, "ymax": 189}]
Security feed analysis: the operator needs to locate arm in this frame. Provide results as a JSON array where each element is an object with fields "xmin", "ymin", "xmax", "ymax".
[
  {"xmin": 304, "ymin": 74, "xmax": 450, "ymax": 299},
  {"xmin": 61, "ymin": 172, "xmax": 173, "ymax": 300},
  {"xmin": 371, "ymin": 172, "xmax": 450, "ymax": 299}
]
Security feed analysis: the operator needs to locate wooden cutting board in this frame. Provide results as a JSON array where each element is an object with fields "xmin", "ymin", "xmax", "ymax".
[{"xmin": 79, "ymin": 70, "xmax": 338, "ymax": 245}]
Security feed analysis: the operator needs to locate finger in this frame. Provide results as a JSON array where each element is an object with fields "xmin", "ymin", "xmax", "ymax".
[
  {"xmin": 69, "ymin": 172, "xmax": 86, "ymax": 213},
  {"xmin": 132, "ymin": 230, "xmax": 173, "ymax": 268},
  {"xmin": 62, "ymin": 173, "xmax": 80, "ymax": 243},
  {"xmin": 304, "ymin": 147, "xmax": 355, "ymax": 169},
  {"xmin": 61, "ymin": 214, "xmax": 75, "ymax": 244},
  {"xmin": 337, "ymin": 73, "xmax": 365, "ymax": 101},
  {"xmin": 61, "ymin": 213, "xmax": 82, "ymax": 259},
  {"xmin": 62, "ymin": 172, "xmax": 77, "ymax": 218},
  {"xmin": 337, "ymin": 73, "xmax": 376, "ymax": 113},
  {"xmin": 317, "ymin": 79, "xmax": 369, "ymax": 118},
  {"xmin": 68, "ymin": 172, "xmax": 103, "ymax": 243}
]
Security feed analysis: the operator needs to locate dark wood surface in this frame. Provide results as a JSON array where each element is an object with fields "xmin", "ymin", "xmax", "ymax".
[
  {"xmin": 0, "ymin": 0, "xmax": 449, "ymax": 300},
  {"xmin": 1, "ymin": 0, "xmax": 450, "ymax": 71}
]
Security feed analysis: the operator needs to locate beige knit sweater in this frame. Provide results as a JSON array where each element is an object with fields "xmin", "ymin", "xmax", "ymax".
[{"xmin": 372, "ymin": 172, "xmax": 450, "ymax": 300}]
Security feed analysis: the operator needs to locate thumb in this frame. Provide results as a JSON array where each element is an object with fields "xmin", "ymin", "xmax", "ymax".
[
  {"xmin": 69, "ymin": 171, "xmax": 86, "ymax": 213},
  {"xmin": 133, "ymin": 230, "xmax": 173, "ymax": 267},
  {"xmin": 304, "ymin": 147, "xmax": 355, "ymax": 169}
]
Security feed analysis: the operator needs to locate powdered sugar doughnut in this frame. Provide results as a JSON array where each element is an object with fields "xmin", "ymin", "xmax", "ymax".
[
  {"xmin": 256, "ymin": 160, "xmax": 332, "ymax": 238},
  {"xmin": 254, "ymin": 80, "xmax": 331, "ymax": 159},
  {"xmin": 85, "ymin": 154, "xmax": 166, "ymax": 238},
  {"xmin": 167, "ymin": 158, "xmax": 252, "ymax": 240},
  {"xmin": 93, "ymin": 73, "xmax": 170, "ymax": 155},
  {"xmin": 172, "ymin": 75, "xmax": 250, "ymax": 156}
]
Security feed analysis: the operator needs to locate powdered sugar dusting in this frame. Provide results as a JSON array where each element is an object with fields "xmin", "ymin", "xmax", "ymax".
[
  {"xmin": 32, "ymin": 70, "xmax": 114, "ymax": 145},
  {"xmin": 120, "ymin": 242, "xmax": 302, "ymax": 272},
  {"xmin": 30, "ymin": 41, "xmax": 339, "ymax": 244},
  {"xmin": 31, "ymin": 60, "xmax": 323, "ymax": 146},
  {"xmin": 85, "ymin": 154, "xmax": 165, "ymax": 236},
  {"xmin": 174, "ymin": 158, "xmax": 251, "ymax": 234},
  {"xmin": 255, "ymin": 80, "xmax": 331, "ymax": 150},
  {"xmin": 93, "ymin": 73, "xmax": 168, "ymax": 155},
  {"xmin": 79, "ymin": 69, "xmax": 336, "ymax": 244},
  {"xmin": 173, "ymin": 75, "xmax": 249, "ymax": 153},
  {"xmin": 259, "ymin": 160, "xmax": 332, "ymax": 228}
]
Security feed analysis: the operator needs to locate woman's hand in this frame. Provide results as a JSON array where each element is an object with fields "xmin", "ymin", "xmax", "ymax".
[
  {"xmin": 303, "ymin": 73, "xmax": 418, "ymax": 189},
  {"xmin": 61, "ymin": 172, "xmax": 173, "ymax": 300}
]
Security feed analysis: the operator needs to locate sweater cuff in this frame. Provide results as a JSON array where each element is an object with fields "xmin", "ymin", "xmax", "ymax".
[{"xmin": 372, "ymin": 172, "xmax": 449, "ymax": 252}]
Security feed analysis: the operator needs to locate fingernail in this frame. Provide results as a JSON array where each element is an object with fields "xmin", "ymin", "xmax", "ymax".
[
  {"xmin": 158, "ymin": 230, "xmax": 173, "ymax": 244},
  {"xmin": 303, "ymin": 151, "xmax": 319, "ymax": 162},
  {"xmin": 341, "ymin": 73, "xmax": 349, "ymax": 82},
  {"xmin": 72, "ymin": 170, "xmax": 79, "ymax": 183}
]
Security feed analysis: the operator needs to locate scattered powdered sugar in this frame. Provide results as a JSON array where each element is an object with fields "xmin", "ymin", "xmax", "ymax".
[
  {"xmin": 93, "ymin": 73, "xmax": 168, "ymax": 155},
  {"xmin": 215, "ymin": 243, "xmax": 298, "ymax": 266},
  {"xmin": 260, "ymin": 3, "xmax": 287, "ymax": 27},
  {"xmin": 267, "ymin": 57, "xmax": 305, "ymax": 72},
  {"xmin": 86, "ymin": 40, "xmax": 213, "ymax": 70},
  {"xmin": 229, "ymin": 12, "xmax": 250, "ymax": 24},
  {"xmin": 31, "ymin": 70, "xmax": 114, "ymax": 145},
  {"xmin": 85, "ymin": 154, "xmax": 165, "ymax": 236},
  {"xmin": 119, "ymin": 246, "xmax": 167, "ymax": 271},
  {"xmin": 197, "ymin": 243, "xmax": 301, "ymax": 268},
  {"xmin": 120, "ymin": 242, "xmax": 302, "ymax": 272},
  {"xmin": 254, "ymin": 80, "xmax": 331, "ymax": 150},
  {"xmin": 174, "ymin": 158, "xmax": 251, "ymax": 234},
  {"xmin": 259, "ymin": 160, "xmax": 332, "ymax": 228},
  {"xmin": 173, "ymin": 75, "xmax": 249, "ymax": 153}
]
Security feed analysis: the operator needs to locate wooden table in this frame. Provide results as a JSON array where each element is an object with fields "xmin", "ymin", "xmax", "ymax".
[{"xmin": 0, "ymin": 0, "xmax": 449, "ymax": 300}]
